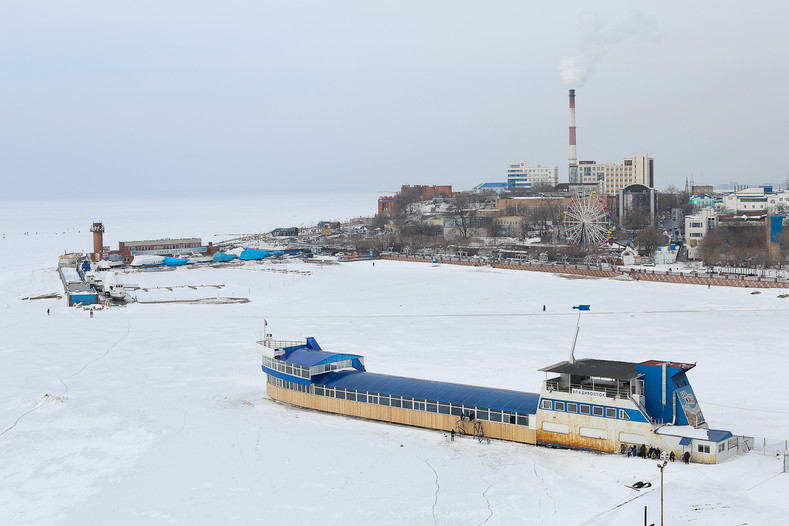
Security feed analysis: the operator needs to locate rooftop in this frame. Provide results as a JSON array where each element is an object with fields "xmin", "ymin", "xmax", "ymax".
[
  {"xmin": 314, "ymin": 370, "xmax": 540, "ymax": 414},
  {"xmin": 656, "ymin": 425, "xmax": 732, "ymax": 443},
  {"xmin": 640, "ymin": 360, "xmax": 695, "ymax": 370},
  {"xmin": 540, "ymin": 359, "xmax": 641, "ymax": 381},
  {"xmin": 278, "ymin": 347, "xmax": 364, "ymax": 368}
]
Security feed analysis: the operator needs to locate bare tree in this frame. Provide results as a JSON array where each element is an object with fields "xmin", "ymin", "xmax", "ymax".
[
  {"xmin": 393, "ymin": 187, "xmax": 425, "ymax": 217},
  {"xmin": 446, "ymin": 194, "xmax": 476, "ymax": 238},
  {"xmin": 635, "ymin": 226, "xmax": 666, "ymax": 256},
  {"xmin": 698, "ymin": 231, "xmax": 724, "ymax": 267}
]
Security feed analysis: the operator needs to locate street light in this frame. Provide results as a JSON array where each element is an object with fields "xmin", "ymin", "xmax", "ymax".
[{"xmin": 657, "ymin": 460, "xmax": 668, "ymax": 526}]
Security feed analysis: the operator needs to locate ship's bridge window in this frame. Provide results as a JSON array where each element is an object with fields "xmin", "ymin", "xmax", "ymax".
[
  {"xmin": 567, "ymin": 403, "xmax": 577, "ymax": 413},
  {"xmin": 606, "ymin": 407, "xmax": 616, "ymax": 418},
  {"xmin": 618, "ymin": 410, "xmax": 629, "ymax": 420},
  {"xmin": 580, "ymin": 405, "xmax": 591, "ymax": 415},
  {"xmin": 554, "ymin": 401, "xmax": 565, "ymax": 411},
  {"xmin": 541, "ymin": 400, "xmax": 552, "ymax": 410},
  {"xmin": 593, "ymin": 406, "xmax": 604, "ymax": 417}
]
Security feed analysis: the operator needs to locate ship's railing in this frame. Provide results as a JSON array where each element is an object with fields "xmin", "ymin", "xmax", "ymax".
[
  {"xmin": 545, "ymin": 380, "xmax": 630, "ymax": 400},
  {"xmin": 256, "ymin": 339, "xmax": 305, "ymax": 350},
  {"xmin": 628, "ymin": 393, "xmax": 655, "ymax": 425}
]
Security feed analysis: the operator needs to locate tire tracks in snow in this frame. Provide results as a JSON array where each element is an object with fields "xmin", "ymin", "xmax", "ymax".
[
  {"xmin": 577, "ymin": 487, "xmax": 655, "ymax": 526},
  {"xmin": 0, "ymin": 320, "xmax": 131, "ymax": 439}
]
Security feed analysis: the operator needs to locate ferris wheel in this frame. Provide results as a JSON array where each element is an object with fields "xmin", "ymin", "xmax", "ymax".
[{"xmin": 563, "ymin": 192, "xmax": 613, "ymax": 248}]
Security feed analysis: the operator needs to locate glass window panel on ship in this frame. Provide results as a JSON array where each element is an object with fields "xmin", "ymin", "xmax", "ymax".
[{"xmin": 300, "ymin": 384, "xmax": 533, "ymax": 426}]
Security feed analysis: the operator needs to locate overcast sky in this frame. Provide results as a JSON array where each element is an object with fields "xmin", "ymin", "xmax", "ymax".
[{"xmin": 2, "ymin": 1, "xmax": 788, "ymax": 199}]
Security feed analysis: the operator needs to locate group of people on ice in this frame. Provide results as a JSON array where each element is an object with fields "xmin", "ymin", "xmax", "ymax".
[{"xmin": 626, "ymin": 444, "xmax": 689, "ymax": 463}]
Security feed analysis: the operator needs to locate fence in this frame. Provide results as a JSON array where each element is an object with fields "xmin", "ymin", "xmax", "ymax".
[
  {"xmin": 378, "ymin": 254, "xmax": 789, "ymax": 288},
  {"xmin": 745, "ymin": 436, "xmax": 789, "ymax": 473}
]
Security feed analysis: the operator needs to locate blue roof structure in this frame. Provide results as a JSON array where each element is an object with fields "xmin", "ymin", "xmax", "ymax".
[
  {"xmin": 707, "ymin": 429, "xmax": 733, "ymax": 442},
  {"xmin": 281, "ymin": 348, "xmax": 364, "ymax": 368},
  {"xmin": 314, "ymin": 370, "xmax": 540, "ymax": 414},
  {"xmin": 679, "ymin": 437, "xmax": 692, "ymax": 446}
]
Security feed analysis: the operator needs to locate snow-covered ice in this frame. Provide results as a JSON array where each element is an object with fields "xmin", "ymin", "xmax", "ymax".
[{"xmin": 1, "ymin": 196, "xmax": 788, "ymax": 525}]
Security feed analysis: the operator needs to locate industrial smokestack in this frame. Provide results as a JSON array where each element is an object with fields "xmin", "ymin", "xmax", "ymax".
[{"xmin": 569, "ymin": 89, "xmax": 578, "ymax": 184}]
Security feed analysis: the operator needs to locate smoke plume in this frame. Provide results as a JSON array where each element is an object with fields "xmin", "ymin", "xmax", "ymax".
[
  {"xmin": 559, "ymin": 11, "xmax": 659, "ymax": 89},
  {"xmin": 559, "ymin": 14, "xmax": 606, "ymax": 89}
]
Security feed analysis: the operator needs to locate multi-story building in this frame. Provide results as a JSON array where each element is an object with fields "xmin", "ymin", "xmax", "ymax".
[
  {"xmin": 724, "ymin": 186, "xmax": 789, "ymax": 214},
  {"xmin": 377, "ymin": 196, "xmax": 394, "ymax": 215},
  {"xmin": 690, "ymin": 193, "xmax": 716, "ymax": 209},
  {"xmin": 575, "ymin": 154, "xmax": 654, "ymax": 194},
  {"xmin": 685, "ymin": 208, "xmax": 718, "ymax": 259},
  {"xmin": 506, "ymin": 162, "xmax": 559, "ymax": 191},
  {"xmin": 766, "ymin": 191, "xmax": 789, "ymax": 213},
  {"xmin": 379, "ymin": 185, "xmax": 457, "ymax": 216},
  {"xmin": 723, "ymin": 187, "xmax": 770, "ymax": 213},
  {"xmin": 400, "ymin": 185, "xmax": 455, "ymax": 198}
]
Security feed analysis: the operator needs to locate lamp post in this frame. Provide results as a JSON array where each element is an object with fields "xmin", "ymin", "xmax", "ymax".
[{"xmin": 657, "ymin": 460, "xmax": 668, "ymax": 526}]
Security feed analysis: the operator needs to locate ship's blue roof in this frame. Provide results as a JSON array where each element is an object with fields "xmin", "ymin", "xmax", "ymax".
[
  {"xmin": 280, "ymin": 348, "xmax": 362, "ymax": 368},
  {"xmin": 314, "ymin": 370, "xmax": 540, "ymax": 414}
]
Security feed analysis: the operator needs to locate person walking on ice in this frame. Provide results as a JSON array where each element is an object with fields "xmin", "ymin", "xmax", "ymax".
[{"xmin": 450, "ymin": 429, "xmax": 455, "ymax": 441}]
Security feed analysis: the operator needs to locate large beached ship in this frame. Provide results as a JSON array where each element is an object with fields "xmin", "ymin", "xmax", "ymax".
[{"xmin": 257, "ymin": 335, "xmax": 750, "ymax": 464}]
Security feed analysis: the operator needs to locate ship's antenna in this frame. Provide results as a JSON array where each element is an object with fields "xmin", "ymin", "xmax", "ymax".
[{"xmin": 570, "ymin": 305, "xmax": 590, "ymax": 364}]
